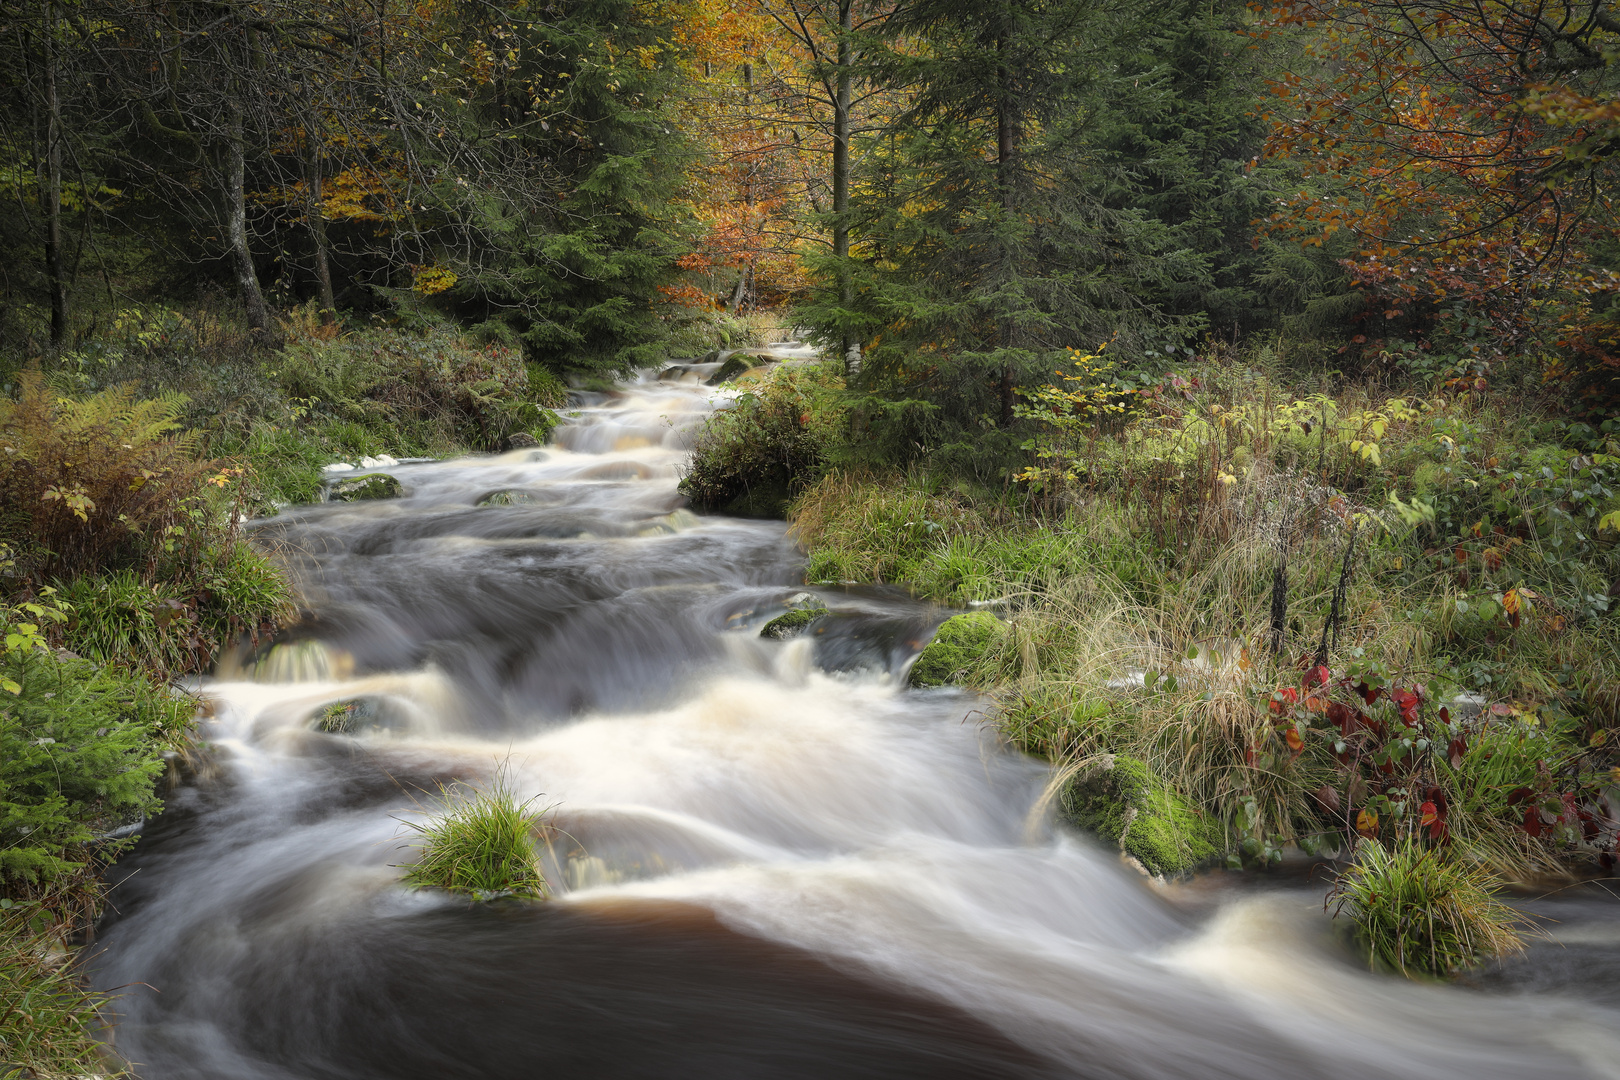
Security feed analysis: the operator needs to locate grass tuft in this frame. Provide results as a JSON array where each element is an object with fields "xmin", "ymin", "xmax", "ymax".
[
  {"xmin": 400, "ymin": 775, "xmax": 552, "ymax": 901},
  {"xmin": 1330, "ymin": 838, "xmax": 1530, "ymax": 978}
]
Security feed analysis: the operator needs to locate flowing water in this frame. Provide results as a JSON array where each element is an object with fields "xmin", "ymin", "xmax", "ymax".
[{"xmin": 93, "ymin": 359, "xmax": 1620, "ymax": 1079}]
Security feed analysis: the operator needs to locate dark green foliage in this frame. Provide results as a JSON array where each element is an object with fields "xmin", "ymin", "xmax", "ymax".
[
  {"xmin": 428, "ymin": 0, "xmax": 691, "ymax": 376},
  {"xmin": 908, "ymin": 612, "xmax": 1005, "ymax": 687},
  {"xmin": 0, "ymin": 650, "xmax": 180, "ymax": 884},
  {"xmin": 679, "ymin": 366, "xmax": 839, "ymax": 518},
  {"xmin": 1088, "ymin": 0, "xmax": 1339, "ymax": 335},
  {"xmin": 806, "ymin": 0, "xmax": 1203, "ymax": 464},
  {"xmin": 1059, "ymin": 754, "xmax": 1218, "ymax": 877}
]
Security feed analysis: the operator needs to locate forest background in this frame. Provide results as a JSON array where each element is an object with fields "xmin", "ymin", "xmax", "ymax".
[{"xmin": 3, "ymin": 0, "xmax": 1620, "ymax": 1069}]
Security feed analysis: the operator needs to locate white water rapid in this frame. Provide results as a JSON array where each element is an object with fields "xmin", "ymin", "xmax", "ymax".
[{"xmin": 91, "ymin": 360, "xmax": 1620, "ymax": 1079}]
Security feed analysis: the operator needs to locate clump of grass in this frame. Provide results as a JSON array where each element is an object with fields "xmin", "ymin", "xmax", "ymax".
[
  {"xmin": 0, "ymin": 901, "xmax": 126, "ymax": 1077},
  {"xmin": 1330, "ymin": 838, "xmax": 1530, "ymax": 979},
  {"xmin": 401, "ymin": 776, "xmax": 551, "ymax": 901}
]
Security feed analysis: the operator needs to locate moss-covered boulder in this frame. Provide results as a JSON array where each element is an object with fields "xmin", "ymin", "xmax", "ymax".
[
  {"xmin": 760, "ymin": 598, "xmax": 829, "ymax": 641},
  {"xmin": 330, "ymin": 473, "xmax": 402, "ymax": 501},
  {"xmin": 705, "ymin": 354, "xmax": 759, "ymax": 386},
  {"xmin": 1059, "ymin": 754, "xmax": 1218, "ymax": 877},
  {"xmin": 907, "ymin": 612, "xmax": 1003, "ymax": 688}
]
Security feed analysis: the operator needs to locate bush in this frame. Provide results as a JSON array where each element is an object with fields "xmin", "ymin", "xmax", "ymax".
[
  {"xmin": 274, "ymin": 325, "xmax": 557, "ymax": 452},
  {"xmin": 0, "ymin": 641, "xmax": 181, "ymax": 885},
  {"xmin": 0, "ymin": 371, "xmax": 216, "ymax": 583},
  {"xmin": 679, "ymin": 364, "xmax": 842, "ymax": 517},
  {"xmin": 401, "ymin": 776, "xmax": 551, "ymax": 901},
  {"xmin": 1330, "ymin": 838, "xmax": 1529, "ymax": 978}
]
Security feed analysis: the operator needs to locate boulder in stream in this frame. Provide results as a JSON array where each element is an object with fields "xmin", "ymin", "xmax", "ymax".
[
  {"xmin": 1059, "ymin": 754, "xmax": 1218, "ymax": 877},
  {"xmin": 907, "ymin": 612, "xmax": 1005, "ymax": 688},
  {"xmin": 760, "ymin": 595, "xmax": 829, "ymax": 641},
  {"xmin": 330, "ymin": 473, "xmax": 403, "ymax": 501}
]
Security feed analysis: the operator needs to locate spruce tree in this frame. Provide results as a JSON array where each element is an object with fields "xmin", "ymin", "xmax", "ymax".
[{"xmin": 808, "ymin": 0, "xmax": 1203, "ymax": 477}]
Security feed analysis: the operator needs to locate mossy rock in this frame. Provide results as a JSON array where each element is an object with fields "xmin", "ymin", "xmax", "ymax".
[
  {"xmin": 760, "ymin": 600, "xmax": 829, "ymax": 641},
  {"xmin": 1059, "ymin": 754, "xmax": 1218, "ymax": 877},
  {"xmin": 705, "ymin": 354, "xmax": 757, "ymax": 386},
  {"xmin": 907, "ymin": 612, "xmax": 1004, "ymax": 688},
  {"xmin": 330, "ymin": 473, "xmax": 402, "ymax": 501}
]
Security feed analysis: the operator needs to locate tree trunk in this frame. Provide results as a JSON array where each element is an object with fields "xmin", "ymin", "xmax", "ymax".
[
  {"xmin": 41, "ymin": 0, "xmax": 66, "ymax": 348},
  {"xmin": 225, "ymin": 96, "xmax": 271, "ymax": 336},
  {"xmin": 834, "ymin": 0, "xmax": 854, "ymax": 373},
  {"xmin": 305, "ymin": 131, "xmax": 336, "ymax": 321},
  {"xmin": 996, "ymin": 28, "xmax": 1016, "ymax": 427}
]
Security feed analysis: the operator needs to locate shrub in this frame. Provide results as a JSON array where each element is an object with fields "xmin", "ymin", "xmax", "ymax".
[
  {"xmin": 679, "ymin": 364, "xmax": 842, "ymax": 517},
  {"xmin": 1330, "ymin": 838, "xmax": 1529, "ymax": 978},
  {"xmin": 401, "ymin": 776, "xmax": 551, "ymax": 900},
  {"xmin": 274, "ymin": 325, "xmax": 557, "ymax": 452},
  {"xmin": 0, "ymin": 371, "xmax": 216, "ymax": 583},
  {"xmin": 0, "ymin": 642, "xmax": 181, "ymax": 885}
]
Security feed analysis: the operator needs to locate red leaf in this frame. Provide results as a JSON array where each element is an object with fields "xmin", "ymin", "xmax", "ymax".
[
  {"xmin": 1420, "ymin": 801, "xmax": 1439, "ymax": 826},
  {"xmin": 1523, "ymin": 806, "xmax": 1544, "ymax": 837},
  {"xmin": 1505, "ymin": 786, "xmax": 1533, "ymax": 806}
]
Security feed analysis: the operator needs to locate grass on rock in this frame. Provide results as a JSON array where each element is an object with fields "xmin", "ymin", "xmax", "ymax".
[{"xmin": 402, "ymin": 776, "xmax": 552, "ymax": 901}]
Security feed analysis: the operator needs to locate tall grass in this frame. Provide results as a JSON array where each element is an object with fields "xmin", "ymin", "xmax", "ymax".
[
  {"xmin": 1330, "ymin": 839, "xmax": 1529, "ymax": 978},
  {"xmin": 0, "ymin": 903, "xmax": 126, "ymax": 1077},
  {"xmin": 401, "ymin": 776, "xmax": 552, "ymax": 901}
]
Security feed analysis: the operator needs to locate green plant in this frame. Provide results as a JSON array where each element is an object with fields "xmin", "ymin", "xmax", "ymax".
[
  {"xmin": 0, "ymin": 645, "xmax": 180, "ymax": 884},
  {"xmin": 400, "ymin": 775, "xmax": 551, "ymax": 900},
  {"xmin": 679, "ymin": 364, "xmax": 842, "ymax": 517},
  {"xmin": 0, "ymin": 371, "xmax": 216, "ymax": 583},
  {"xmin": 1330, "ymin": 837, "xmax": 1529, "ymax": 978},
  {"xmin": 0, "ymin": 901, "xmax": 127, "ymax": 1077}
]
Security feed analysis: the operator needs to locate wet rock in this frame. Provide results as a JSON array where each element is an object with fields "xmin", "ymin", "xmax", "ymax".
[
  {"xmin": 1059, "ymin": 754, "xmax": 1218, "ymax": 877},
  {"xmin": 760, "ymin": 596, "xmax": 829, "ymax": 641},
  {"xmin": 907, "ymin": 612, "xmax": 1004, "ymax": 688},
  {"xmin": 330, "ymin": 473, "xmax": 402, "ymax": 501},
  {"xmin": 578, "ymin": 461, "xmax": 654, "ymax": 481},
  {"xmin": 705, "ymin": 354, "xmax": 758, "ymax": 386},
  {"xmin": 504, "ymin": 433, "xmax": 541, "ymax": 450},
  {"xmin": 478, "ymin": 488, "xmax": 538, "ymax": 507}
]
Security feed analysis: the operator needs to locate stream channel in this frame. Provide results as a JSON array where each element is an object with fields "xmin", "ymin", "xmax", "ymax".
[{"xmin": 92, "ymin": 355, "xmax": 1620, "ymax": 1079}]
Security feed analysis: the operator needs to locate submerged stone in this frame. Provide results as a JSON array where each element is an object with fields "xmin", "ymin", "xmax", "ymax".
[
  {"xmin": 330, "ymin": 473, "xmax": 402, "ymax": 501},
  {"xmin": 1059, "ymin": 754, "xmax": 1218, "ymax": 877},
  {"xmin": 907, "ymin": 612, "xmax": 1004, "ymax": 688},
  {"xmin": 478, "ymin": 488, "xmax": 538, "ymax": 507}
]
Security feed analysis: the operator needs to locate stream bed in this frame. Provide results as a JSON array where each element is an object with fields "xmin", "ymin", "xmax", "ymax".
[{"xmin": 91, "ymin": 367, "xmax": 1620, "ymax": 1079}]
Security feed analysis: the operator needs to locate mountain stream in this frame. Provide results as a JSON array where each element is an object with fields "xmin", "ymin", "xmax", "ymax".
[{"xmin": 91, "ymin": 358, "xmax": 1620, "ymax": 1079}]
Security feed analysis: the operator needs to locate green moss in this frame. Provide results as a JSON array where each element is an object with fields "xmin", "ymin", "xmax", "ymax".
[
  {"xmin": 760, "ymin": 604, "xmax": 827, "ymax": 640},
  {"xmin": 907, "ymin": 612, "xmax": 1004, "ymax": 687},
  {"xmin": 330, "ymin": 473, "xmax": 402, "ymax": 501},
  {"xmin": 1059, "ymin": 754, "xmax": 1218, "ymax": 877},
  {"xmin": 706, "ymin": 354, "xmax": 758, "ymax": 385}
]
